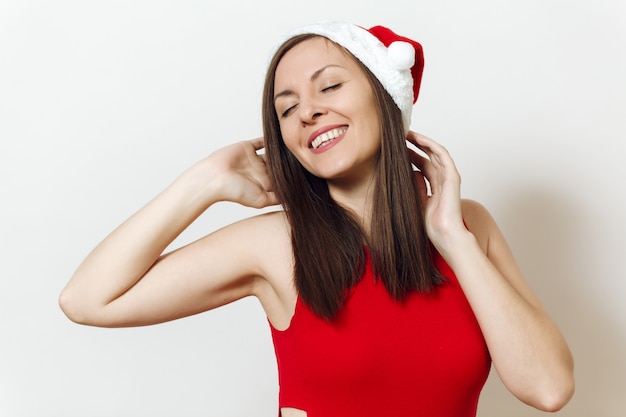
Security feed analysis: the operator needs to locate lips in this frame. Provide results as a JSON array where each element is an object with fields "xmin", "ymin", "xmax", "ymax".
[{"xmin": 309, "ymin": 126, "xmax": 348, "ymax": 149}]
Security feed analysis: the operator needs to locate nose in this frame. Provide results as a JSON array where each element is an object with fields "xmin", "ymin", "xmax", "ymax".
[{"xmin": 299, "ymin": 98, "xmax": 327, "ymax": 125}]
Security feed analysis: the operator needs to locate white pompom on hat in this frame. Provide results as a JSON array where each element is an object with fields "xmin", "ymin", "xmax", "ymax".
[{"xmin": 274, "ymin": 21, "xmax": 424, "ymax": 133}]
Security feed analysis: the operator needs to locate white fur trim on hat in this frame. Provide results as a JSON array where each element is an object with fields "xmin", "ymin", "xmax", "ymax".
[{"xmin": 274, "ymin": 21, "xmax": 415, "ymax": 133}]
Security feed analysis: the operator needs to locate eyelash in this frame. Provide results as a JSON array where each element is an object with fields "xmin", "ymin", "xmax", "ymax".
[
  {"xmin": 322, "ymin": 83, "xmax": 341, "ymax": 92},
  {"xmin": 280, "ymin": 83, "xmax": 343, "ymax": 118},
  {"xmin": 281, "ymin": 106, "xmax": 296, "ymax": 118}
]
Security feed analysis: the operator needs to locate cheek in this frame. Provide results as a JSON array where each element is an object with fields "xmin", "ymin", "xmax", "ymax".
[
  {"xmin": 278, "ymin": 128, "xmax": 312, "ymax": 170},
  {"xmin": 279, "ymin": 123, "xmax": 299, "ymax": 152},
  {"xmin": 354, "ymin": 94, "xmax": 380, "ymax": 130}
]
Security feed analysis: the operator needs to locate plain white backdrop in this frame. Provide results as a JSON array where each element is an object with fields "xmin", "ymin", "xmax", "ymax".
[{"xmin": 1, "ymin": 0, "xmax": 625, "ymax": 416}]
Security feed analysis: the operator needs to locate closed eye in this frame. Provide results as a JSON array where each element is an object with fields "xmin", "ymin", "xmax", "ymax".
[
  {"xmin": 322, "ymin": 83, "xmax": 342, "ymax": 93},
  {"xmin": 281, "ymin": 104, "xmax": 297, "ymax": 118}
]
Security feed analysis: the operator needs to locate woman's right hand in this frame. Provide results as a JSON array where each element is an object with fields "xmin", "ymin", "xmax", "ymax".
[
  {"xmin": 59, "ymin": 137, "xmax": 281, "ymax": 327},
  {"xmin": 192, "ymin": 137, "xmax": 279, "ymax": 209}
]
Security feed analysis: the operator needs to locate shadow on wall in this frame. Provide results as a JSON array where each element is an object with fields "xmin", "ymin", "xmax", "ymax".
[{"xmin": 478, "ymin": 184, "xmax": 626, "ymax": 417}]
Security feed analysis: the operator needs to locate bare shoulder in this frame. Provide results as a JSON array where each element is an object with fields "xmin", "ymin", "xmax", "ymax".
[
  {"xmin": 460, "ymin": 200, "xmax": 547, "ymax": 311},
  {"xmin": 249, "ymin": 209, "xmax": 294, "ymax": 280},
  {"xmin": 228, "ymin": 210, "xmax": 295, "ymax": 328},
  {"xmin": 248, "ymin": 210, "xmax": 292, "ymax": 268},
  {"xmin": 461, "ymin": 198, "xmax": 499, "ymax": 254},
  {"xmin": 214, "ymin": 209, "xmax": 292, "ymax": 270},
  {"xmin": 231, "ymin": 209, "xmax": 289, "ymax": 237},
  {"xmin": 174, "ymin": 209, "xmax": 292, "ymax": 292}
]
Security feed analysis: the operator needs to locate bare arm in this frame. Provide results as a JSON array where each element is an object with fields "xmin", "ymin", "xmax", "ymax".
[
  {"xmin": 59, "ymin": 138, "xmax": 280, "ymax": 327},
  {"xmin": 408, "ymin": 132, "xmax": 574, "ymax": 411}
]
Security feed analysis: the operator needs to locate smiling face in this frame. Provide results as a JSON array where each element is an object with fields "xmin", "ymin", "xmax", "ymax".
[{"xmin": 273, "ymin": 37, "xmax": 381, "ymax": 186}]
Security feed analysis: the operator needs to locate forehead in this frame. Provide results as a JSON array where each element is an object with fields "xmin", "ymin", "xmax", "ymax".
[{"xmin": 274, "ymin": 37, "xmax": 357, "ymax": 85}]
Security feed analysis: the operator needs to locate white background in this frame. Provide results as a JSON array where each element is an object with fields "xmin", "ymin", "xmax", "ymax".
[{"xmin": 1, "ymin": 0, "xmax": 625, "ymax": 416}]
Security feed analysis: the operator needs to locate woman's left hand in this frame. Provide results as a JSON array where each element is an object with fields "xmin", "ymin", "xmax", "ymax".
[
  {"xmin": 407, "ymin": 132, "xmax": 574, "ymax": 410},
  {"xmin": 406, "ymin": 131, "xmax": 466, "ymax": 252}
]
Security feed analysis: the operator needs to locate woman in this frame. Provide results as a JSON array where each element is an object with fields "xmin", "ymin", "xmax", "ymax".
[{"xmin": 60, "ymin": 21, "xmax": 574, "ymax": 417}]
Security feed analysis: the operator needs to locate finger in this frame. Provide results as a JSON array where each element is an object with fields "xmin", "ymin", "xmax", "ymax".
[
  {"xmin": 413, "ymin": 139, "xmax": 459, "ymax": 182},
  {"xmin": 407, "ymin": 147, "xmax": 427, "ymax": 170},
  {"xmin": 252, "ymin": 190, "xmax": 280, "ymax": 209},
  {"xmin": 407, "ymin": 147, "xmax": 436, "ymax": 180},
  {"xmin": 249, "ymin": 157, "xmax": 275, "ymax": 192},
  {"xmin": 265, "ymin": 191, "xmax": 280, "ymax": 206},
  {"xmin": 258, "ymin": 172, "xmax": 275, "ymax": 193},
  {"xmin": 406, "ymin": 132, "xmax": 440, "ymax": 168},
  {"xmin": 250, "ymin": 137, "xmax": 265, "ymax": 152},
  {"xmin": 406, "ymin": 131, "xmax": 437, "ymax": 150},
  {"xmin": 410, "ymin": 133, "xmax": 450, "ymax": 161},
  {"xmin": 406, "ymin": 130, "xmax": 420, "ymax": 148}
]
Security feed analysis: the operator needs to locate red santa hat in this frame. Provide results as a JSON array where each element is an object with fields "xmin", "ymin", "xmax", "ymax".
[{"xmin": 276, "ymin": 21, "xmax": 424, "ymax": 133}]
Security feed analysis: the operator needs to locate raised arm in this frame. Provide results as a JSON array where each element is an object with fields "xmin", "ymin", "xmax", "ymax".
[
  {"xmin": 59, "ymin": 138, "xmax": 280, "ymax": 327},
  {"xmin": 407, "ymin": 132, "xmax": 574, "ymax": 411}
]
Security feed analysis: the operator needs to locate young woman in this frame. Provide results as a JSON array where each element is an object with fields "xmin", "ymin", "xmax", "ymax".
[{"xmin": 59, "ymin": 21, "xmax": 574, "ymax": 417}]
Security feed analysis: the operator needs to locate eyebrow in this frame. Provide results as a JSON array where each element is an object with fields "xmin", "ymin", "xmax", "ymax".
[{"xmin": 274, "ymin": 64, "xmax": 343, "ymax": 102}]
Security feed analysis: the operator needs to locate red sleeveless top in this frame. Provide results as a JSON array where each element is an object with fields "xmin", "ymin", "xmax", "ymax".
[{"xmin": 269, "ymin": 250, "xmax": 491, "ymax": 417}]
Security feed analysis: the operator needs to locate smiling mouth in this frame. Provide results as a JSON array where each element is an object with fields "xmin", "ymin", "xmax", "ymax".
[{"xmin": 310, "ymin": 127, "xmax": 347, "ymax": 149}]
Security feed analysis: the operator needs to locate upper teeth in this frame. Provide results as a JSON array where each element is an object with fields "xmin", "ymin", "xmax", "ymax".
[{"xmin": 311, "ymin": 127, "xmax": 347, "ymax": 149}]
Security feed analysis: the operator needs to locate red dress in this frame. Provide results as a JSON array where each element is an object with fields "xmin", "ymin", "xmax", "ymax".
[{"xmin": 269, "ymin": 250, "xmax": 491, "ymax": 417}]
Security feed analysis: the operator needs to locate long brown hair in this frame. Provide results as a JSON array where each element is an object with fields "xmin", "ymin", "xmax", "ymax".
[{"xmin": 263, "ymin": 34, "xmax": 443, "ymax": 319}]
